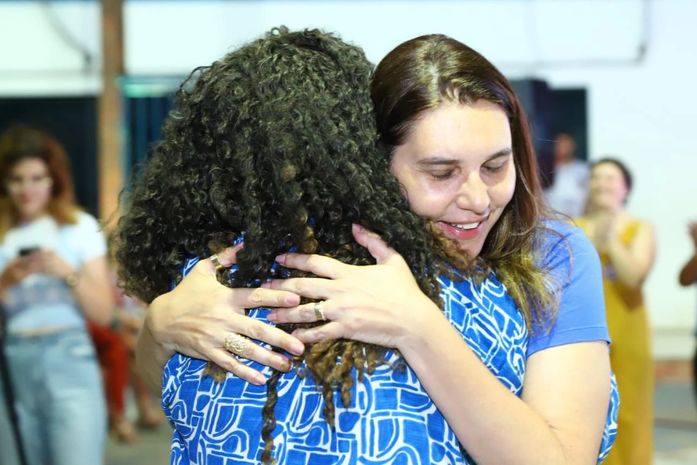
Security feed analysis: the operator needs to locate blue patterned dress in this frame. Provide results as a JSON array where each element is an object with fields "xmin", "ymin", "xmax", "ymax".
[
  {"xmin": 163, "ymin": 221, "xmax": 617, "ymax": 464},
  {"xmin": 163, "ymin": 272, "xmax": 617, "ymax": 464}
]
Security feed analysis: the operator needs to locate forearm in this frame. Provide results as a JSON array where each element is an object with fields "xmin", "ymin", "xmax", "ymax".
[
  {"xmin": 136, "ymin": 310, "xmax": 174, "ymax": 394},
  {"xmin": 605, "ymin": 239, "xmax": 646, "ymax": 288},
  {"xmin": 72, "ymin": 275, "xmax": 114, "ymax": 326},
  {"xmin": 399, "ymin": 317, "xmax": 579, "ymax": 465},
  {"xmin": 679, "ymin": 254, "xmax": 697, "ymax": 286}
]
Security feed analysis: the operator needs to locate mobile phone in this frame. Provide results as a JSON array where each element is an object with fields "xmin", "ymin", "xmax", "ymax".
[{"xmin": 18, "ymin": 246, "xmax": 40, "ymax": 257}]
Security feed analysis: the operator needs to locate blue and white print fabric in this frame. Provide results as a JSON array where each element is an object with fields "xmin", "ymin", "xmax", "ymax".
[{"xmin": 163, "ymin": 260, "xmax": 617, "ymax": 464}]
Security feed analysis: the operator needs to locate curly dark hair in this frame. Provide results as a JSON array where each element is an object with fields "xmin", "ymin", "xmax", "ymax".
[{"xmin": 115, "ymin": 27, "xmax": 466, "ymax": 463}]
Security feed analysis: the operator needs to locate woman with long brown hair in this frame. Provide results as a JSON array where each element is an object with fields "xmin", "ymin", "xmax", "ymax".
[{"xmin": 0, "ymin": 126, "xmax": 113, "ymax": 465}]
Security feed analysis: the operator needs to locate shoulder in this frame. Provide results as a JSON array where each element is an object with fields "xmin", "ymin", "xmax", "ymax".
[
  {"xmin": 628, "ymin": 216, "xmax": 655, "ymax": 235},
  {"xmin": 66, "ymin": 211, "xmax": 108, "ymax": 259},
  {"xmin": 66, "ymin": 211, "xmax": 104, "ymax": 235},
  {"xmin": 528, "ymin": 221, "xmax": 608, "ymax": 356},
  {"xmin": 536, "ymin": 219, "xmax": 597, "ymax": 271}
]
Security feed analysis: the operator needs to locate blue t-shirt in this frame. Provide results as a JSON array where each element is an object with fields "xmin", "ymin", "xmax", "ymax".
[
  {"xmin": 528, "ymin": 220, "xmax": 610, "ymax": 355},
  {"xmin": 162, "ymin": 220, "xmax": 617, "ymax": 464}
]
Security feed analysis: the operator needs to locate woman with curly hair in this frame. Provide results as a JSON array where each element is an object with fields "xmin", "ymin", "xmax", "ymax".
[{"xmin": 120, "ymin": 30, "xmax": 618, "ymax": 464}]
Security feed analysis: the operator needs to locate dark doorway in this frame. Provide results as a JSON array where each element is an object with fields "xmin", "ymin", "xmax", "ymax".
[{"xmin": 0, "ymin": 97, "xmax": 99, "ymax": 216}]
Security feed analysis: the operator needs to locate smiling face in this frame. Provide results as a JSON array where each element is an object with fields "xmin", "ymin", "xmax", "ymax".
[
  {"xmin": 587, "ymin": 161, "xmax": 630, "ymax": 212},
  {"xmin": 6, "ymin": 157, "xmax": 53, "ymax": 221},
  {"xmin": 389, "ymin": 100, "xmax": 516, "ymax": 258}
]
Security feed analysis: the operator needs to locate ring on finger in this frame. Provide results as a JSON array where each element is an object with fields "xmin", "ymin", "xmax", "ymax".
[
  {"xmin": 313, "ymin": 301, "xmax": 326, "ymax": 321},
  {"xmin": 210, "ymin": 254, "xmax": 225, "ymax": 272},
  {"xmin": 224, "ymin": 333, "xmax": 251, "ymax": 357}
]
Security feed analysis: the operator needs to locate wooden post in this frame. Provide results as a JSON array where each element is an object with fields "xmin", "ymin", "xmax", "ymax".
[{"xmin": 98, "ymin": 0, "xmax": 124, "ymax": 228}]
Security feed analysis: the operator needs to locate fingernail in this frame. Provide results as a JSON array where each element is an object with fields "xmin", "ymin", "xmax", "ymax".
[
  {"xmin": 274, "ymin": 254, "xmax": 286, "ymax": 264},
  {"xmin": 254, "ymin": 374, "xmax": 267, "ymax": 385},
  {"xmin": 290, "ymin": 341, "xmax": 305, "ymax": 355},
  {"xmin": 278, "ymin": 358, "xmax": 291, "ymax": 372},
  {"xmin": 267, "ymin": 311, "xmax": 277, "ymax": 321},
  {"xmin": 286, "ymin": 295, "xmax": 300, "ymax": 305}
]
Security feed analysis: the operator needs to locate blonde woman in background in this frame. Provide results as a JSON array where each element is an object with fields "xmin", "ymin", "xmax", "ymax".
[{"xmin": 575, "ymin": 157, "xmax": 656, "ymax": 465}]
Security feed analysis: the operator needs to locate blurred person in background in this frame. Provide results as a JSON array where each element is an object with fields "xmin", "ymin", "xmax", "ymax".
[
  {"xmin": 0, "ymin": 125, "xmax": 113, "ymax": 465},
  {"xmin": 111, "ymin": 267, "xmax": 164, "ymax": 437},
  {"xmin": 678, "ymin": 220, "xmax": 697, "ymax": 408},
  {"xmin": 545, "ymin": 132, "xmax": 589, "ymax": 218},
  {"xmin": 88, "ymin": 243, "xmax": 163, "ymax": 444},
  {"xmin": 87, "ymin": 317, "xmax": 136, "ymax": 443},
  {"xmin": 575, "ymin": 157, "xmax": 656, "ymax": 465}
]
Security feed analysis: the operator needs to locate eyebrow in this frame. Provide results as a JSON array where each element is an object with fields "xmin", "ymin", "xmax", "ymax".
[{"xmin": 417, "ymin": 148, "xmax": 513, "ymax": 166}]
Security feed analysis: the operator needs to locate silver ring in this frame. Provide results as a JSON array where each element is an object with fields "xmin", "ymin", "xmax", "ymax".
[
  {"xmin": 223, "ymin": 333, "xmax": 251, "ymax": 357},
  {"xmin": 313, "ymin": 301, "xmax": 326, "ymax": 321},
  {"xmin": 210, "ymin": 254, "xmax": 225, "ymax": 272}
]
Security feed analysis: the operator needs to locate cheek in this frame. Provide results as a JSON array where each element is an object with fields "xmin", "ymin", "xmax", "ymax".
[
  {"xmin": 398, "ymin": 178, "xmax": 457, "ymax": 220},
  {"xmin": 492, "ymin": 168, "xmax": 516, "ymax": 209}
]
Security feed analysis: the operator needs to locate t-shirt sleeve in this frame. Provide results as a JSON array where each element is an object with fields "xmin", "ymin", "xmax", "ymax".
[
  {"xmin": 527, "ymin": 221, "xmax": 610, "ymax": 357},
  {"xmin": 74, "ymin": 212, "xmax": 107, "ymax": 263}
]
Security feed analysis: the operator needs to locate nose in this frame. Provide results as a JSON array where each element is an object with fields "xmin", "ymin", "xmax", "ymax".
[{"xmin": 455, "ymin": 172, "xmax": 490, "ymax": 214}]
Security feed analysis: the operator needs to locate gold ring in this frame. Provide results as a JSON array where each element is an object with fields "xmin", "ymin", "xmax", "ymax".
[
  {"xmin": 313, "ymin": 301, "xmax": 326, "ymax": 321},
  {"xmin": 223, "ymin": 333, "xmax": 251, "ymax": 357},
  {"xmin": 210, "ymin": 254, "xmax": 225, "ymax": 272}
]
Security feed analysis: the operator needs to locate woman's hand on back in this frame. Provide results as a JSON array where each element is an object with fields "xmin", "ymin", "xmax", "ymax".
[
  {"xmin": 265, "ymin": 224, "xmax": 442, "ymax": 350},
  {"xmin": 146, "ymin": 244, "xmax": 306, "ymax": 385}
]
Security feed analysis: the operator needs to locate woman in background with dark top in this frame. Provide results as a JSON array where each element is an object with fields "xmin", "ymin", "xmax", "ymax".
[
  {"xmin": 0, "ymin": 126, "xmax": 113, "ymax": 465},
  {"xmin": 575, "ymin": 158, "xmax": 656, "ymax": 465}
]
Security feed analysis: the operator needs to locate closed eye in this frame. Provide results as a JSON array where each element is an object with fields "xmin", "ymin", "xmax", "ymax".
[
  {"xmin": 430, "ymin": 170, "xmax": 456, "ymax": 180},
  {"xmin": 483, "ymin": 163, "xmax": 506, "ymax": 174}
]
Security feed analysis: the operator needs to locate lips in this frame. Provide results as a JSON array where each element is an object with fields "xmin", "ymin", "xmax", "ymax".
[
  {"xmin": 449, "ymin": 222, "xmax": 480, "ymax": 230},
  {"xmin": 437, "ymin": 218, "xmax": 487, "ymax": 241}
]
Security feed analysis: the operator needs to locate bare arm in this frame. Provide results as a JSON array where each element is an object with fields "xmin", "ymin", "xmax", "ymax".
[
  {"xmin": 70, "ymin": 255, "xmax": 114, "ymax": 326},
  {"xmin": 400, "ymin": 319, "xmax": 610, "ymax": 465},
  {"xmin": 605, "ymin": 220, "xmax": 656, "ymax": 288},
  {"xmin": 679, "ymin": 254, "xmax": 697, "ymax": 286},
  {"xmin": 679, "ymin": 222, "xmax": 697, "ymax": 286},
  {"xmin": 267, "ymin": 225, "xmax": 610, "ymax": 465}
]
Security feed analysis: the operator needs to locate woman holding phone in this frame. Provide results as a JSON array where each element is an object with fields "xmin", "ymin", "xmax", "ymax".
[{"xmin": 0, "ymin": 126, "xmax": 113, "ymax": 465}]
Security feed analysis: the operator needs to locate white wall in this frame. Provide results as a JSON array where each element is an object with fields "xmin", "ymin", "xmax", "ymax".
[{"xmin": 1, "ymin": 0, "xmax": 695, "ymax": 352}]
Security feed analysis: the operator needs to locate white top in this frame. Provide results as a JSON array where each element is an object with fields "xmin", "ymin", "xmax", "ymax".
[
  {"xmin": 0, "ymin": 211, "xmax": 106, "ymax": 333},
  {"xmin": 544, "ymin": 159, "xmax": 590, "ymax": 218}
]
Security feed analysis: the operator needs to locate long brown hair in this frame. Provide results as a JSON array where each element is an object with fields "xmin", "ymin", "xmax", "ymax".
[
  {"xmin": 0, "ymin": 125, "xmax": 78, "ymax": 238},
  {"xmin": 371, "ymin": 34, "xmax": 558, "ymax": 327}
]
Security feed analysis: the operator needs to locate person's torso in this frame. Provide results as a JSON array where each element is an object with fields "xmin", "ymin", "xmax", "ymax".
[
  {"xmin": 162, "ymin": 273, "xmax": 528, "ymax": 465},
  {"xmin": 0, "ymin": 214, "xmax": 94, "ymax": 333}
]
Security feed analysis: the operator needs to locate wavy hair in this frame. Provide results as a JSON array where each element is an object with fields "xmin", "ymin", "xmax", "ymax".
[
  {"xmin": 371, "ymin": 34, "xmax": 559, "ymax": 328},
  {"xmin": 116, "ymin": 27, "xmax": 466, "ymax": 463},
  {"xmin": 0, "ymin": 125, "xmax": 78, "ymax": 239}
]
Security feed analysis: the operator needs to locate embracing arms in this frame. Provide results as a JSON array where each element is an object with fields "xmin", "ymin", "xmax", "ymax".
[
  {"xmin": 135, "ymin": 245, "xmax": 305, "ymax": 393},
  {"xmin": 263, "ymin": 224, "xmax": 611, "ymax": 465}
]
